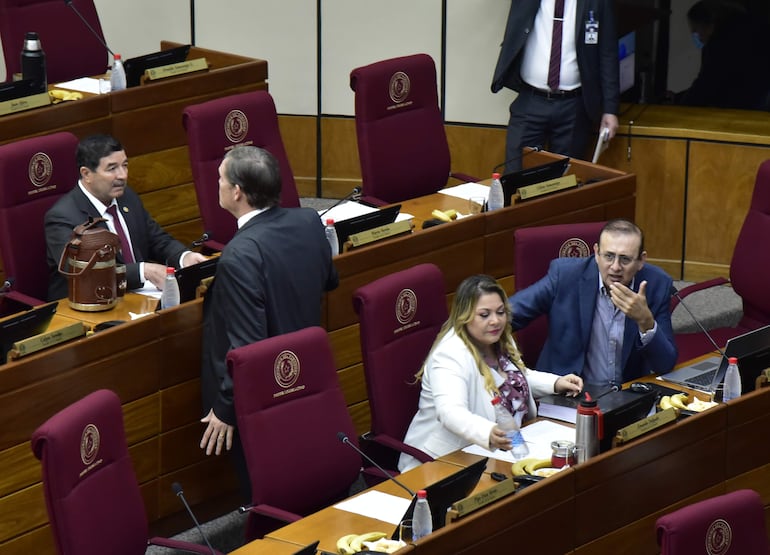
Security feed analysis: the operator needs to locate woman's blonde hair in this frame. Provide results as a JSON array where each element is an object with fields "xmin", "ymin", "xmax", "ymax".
[{"xmin": 416, "ymin": 274, "xmax": 526, "ymax": 395}]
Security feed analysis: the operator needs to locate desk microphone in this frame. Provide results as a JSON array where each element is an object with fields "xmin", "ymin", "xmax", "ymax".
[
  {"xmin": 171, "ymin": 482, "xmax": 217, "ymax": 555},
  {"xmin": 670, "ymin": 285, "xmax": 727, "ymax": 394},
  {"xmin": 64, "ymin": 0, "xmax": 115, "ymax": 57},
  {"xmin": 318, "ymin": 187, "xmax": 362, "ymax": 218},
  {"xmin": 336, "ymin": 432, "xmax": 415, "ymax": 498},
  {"xmin": 0, "ymin": 278, "xmax": 13, "ymax": 294},
  {"xmin": 492, "ymin": 146, "xmax": 541, "ymax": 173},
  {"xmin": 190, "ymin": 231, "xmax": 212, "ymax": 249}
]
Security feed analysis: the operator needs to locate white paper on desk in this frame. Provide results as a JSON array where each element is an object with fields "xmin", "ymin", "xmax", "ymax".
[
  {"xmin": 462, "ymin": 420, "xmax": 576, "ymax": 462},
  {"xmin": 133, "ymin": 285, "xmax": 162, "ymax": 299},
  {"xmin": 54, "ymin": 77, "xmax": 106, "ymax": 95},
  {"xmin": 439, "ymin": 182, "xmax": 490, "ymax": 201},
  {"xmin": 333, "ymin": 490, "xmax": 412, "ymax": 525}
]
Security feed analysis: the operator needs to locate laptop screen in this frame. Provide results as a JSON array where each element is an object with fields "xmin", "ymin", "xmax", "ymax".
[
  {"xmin": 175, "ymin": 257, "xmax": 219, "ymax": 303},
  {"xmin": 123, "ymin": 44, "xmax": 191, "ymax": 88},
  {"xmin": 500, "ymin": 158, "xmax": 570, "ymax": 206},
  {"xmin": 724, "ymin": 324, "xmax": 770, "ymax": 394},
  {"xmin": 333, "ymin": 204, "xmax": 401, "ymax": 252},
  {"xmin": 0, "ymin": 302, "xmax": 58, "ymax": 364}
]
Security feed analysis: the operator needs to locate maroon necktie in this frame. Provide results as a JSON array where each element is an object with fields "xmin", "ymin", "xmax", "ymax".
[
  {"xmin": 547, "ymin": 0, "xmax": 566, "ymax": 91},
  {"xmin": 106, "ymin": 204, "xmax": 135, "ymax": 263}
]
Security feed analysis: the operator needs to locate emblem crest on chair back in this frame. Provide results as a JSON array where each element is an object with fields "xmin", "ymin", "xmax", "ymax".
[
  {"xmin": 353, "ymin": 263, "xmax": 447, "ymax": 465},
  {"xmin": 228, "ymin": 326, "xmax": 361, "ymax": 529},
  {"xmin": 0, "ymin": 132, "xmax": 78, "ymax": 302},
  {"xmin": 183, "ymin": 90, "xmax": 300, "ymax": 250}
]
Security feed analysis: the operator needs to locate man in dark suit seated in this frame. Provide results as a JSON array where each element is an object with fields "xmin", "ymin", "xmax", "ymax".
[
  {"xmin": 491, "ymin": 0, "xmax": 620, "ymax": 171},
  {"xmin": 44, "ymin": 134, "xmax": 207, "ymax": 301},
  {"xmin": 197, "ymin": 146, "xmax": 338, "ymax": 496},
  {"xmin": 510, "ymin": 219, "xmax": 677, "ymax": 386}
]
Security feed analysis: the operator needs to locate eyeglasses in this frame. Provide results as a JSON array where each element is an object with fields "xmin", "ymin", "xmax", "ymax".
[{"xmin": 599, "ymin": 251, "xmax": 637, "ymax": 267}]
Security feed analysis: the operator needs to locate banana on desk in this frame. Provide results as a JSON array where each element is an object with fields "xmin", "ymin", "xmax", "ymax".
[
  {"xmin": 48, "ymin": 89, "xmax": 83, "ymax": 103},
  {"xmin": 337, "ymin": 531, "xmax": 390, "ymax": 554},
  {"xmin": 430, "ymin": 208, "xmax": 458, "ymax": 222}
]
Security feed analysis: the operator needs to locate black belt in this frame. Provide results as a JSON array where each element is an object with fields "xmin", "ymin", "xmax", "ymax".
[{"xmin": 520, "ymin": 82, "xmax": 582, "ymax": 99}]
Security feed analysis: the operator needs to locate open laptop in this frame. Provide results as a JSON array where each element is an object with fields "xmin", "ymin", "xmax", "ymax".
[
  {"xmin": 333, "ymin": 204, "xmax": 401, "ymax": 252},
  {"xmin": 500, "ymin": 158, "xmax": 570, "ymax": 206},
  {"xmin": 658, "ymin": 325, "xmax": 770, "ymax": 393},
  {"xmin": 292, "ymin": 540, "xmax": 320, "ymax": 555},
  {"xmin": 123, "ymin": 44, "xmax": 191, "ymax": 88},
  {"xmin": 390, "ymin": 457, "xmax": 488, "ymax": 540},
  {"xmin": 0, "ymin": 302, "xmax": 58, "ymax": 364},
  {"xmin": 175, "ymin": 257, "xmax": 219, "ymax": 303}
]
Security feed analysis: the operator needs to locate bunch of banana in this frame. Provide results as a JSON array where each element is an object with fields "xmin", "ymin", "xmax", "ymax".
[
  {"xmin": 48, "ymin": 89, "xmax": 83, "ymax": 103},
  {"xmin": 659, "ymin": 392, "xmax": 689, "ymax": 411},
  {"xmin": 336, "ymin": 531, "xmax": 388, "ymax": 554},
  {"xmin": 686, "ymin": 397, "xmax": 718, "ymax": 412},
  {"xmin": 430, "ymin": 208, "xmax": 458, "ymax": 222},
  {"xmin": 511, "ymin": 457, "xmax": 552, "ymax": 476}
]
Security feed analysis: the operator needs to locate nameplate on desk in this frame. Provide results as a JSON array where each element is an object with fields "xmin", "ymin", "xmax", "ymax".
[
  {"xmin": 9, "ymin": 322, "xmax": 87, "ymax": 360},
  {"xmin": 0, "ymin": 92, "xmax": 50, "ymax": 116},
  {"xmin": 346, "ymin": 219, "xmax": 412, "ymax": 249},
  {"xmin": 143, "ymin": 58, "xmax": 209, "ymax": 82},
  {"xmin": 446, "ymin": 479, "xmax": 516, "ymax": 522},
  {"xmin": 614, "ymin": 407, "xmax": 678, "ymax": 445},
  {"xmin": 517, "ymin": 174, "xmax": 578, "ymax": 201}
]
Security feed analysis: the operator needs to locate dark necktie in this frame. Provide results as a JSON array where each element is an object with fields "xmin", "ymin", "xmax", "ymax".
[
  {"xmin": 106, "ymin": 204, "xmax": 135, "ymax": 263},
  {"xmin": 547, "ymin": 0, "xmax": 566, "ymax": 91}
]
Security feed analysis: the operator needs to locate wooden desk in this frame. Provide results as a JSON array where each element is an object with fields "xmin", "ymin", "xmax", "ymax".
[
  {"xmin": 0, "ymin": 41, "xmax": 268, "ymax": 286},
  {"xmin": 601, "ymin": 104, "xmax": 770, "ymax": 282}
]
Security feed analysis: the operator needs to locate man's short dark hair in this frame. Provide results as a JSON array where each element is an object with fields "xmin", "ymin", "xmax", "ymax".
[
  {"xmin": 76, "ymin": 134, "xmax": 124, "ymax": 171},
  {"xmin": 600, "ymin": 218, "xmax": 645, "ymax": 257},
  {"xmin": 223, "ymin": 146, "xmax": 282, "ymax": 209}
]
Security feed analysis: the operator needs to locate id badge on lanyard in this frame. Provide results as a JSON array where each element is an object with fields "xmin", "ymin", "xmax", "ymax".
[{"xmin": 585, "ymin": 10, "xmax": 598, "ymax": 44}]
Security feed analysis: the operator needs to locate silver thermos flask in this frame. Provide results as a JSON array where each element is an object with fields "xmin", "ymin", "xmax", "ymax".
[
  {"xmin": 21, "ymin": 31, "xmax": 47, "ymax": 93},
  {"xmin": 575, "ymin": 393, "xmax": 603, "ymax": 463}
]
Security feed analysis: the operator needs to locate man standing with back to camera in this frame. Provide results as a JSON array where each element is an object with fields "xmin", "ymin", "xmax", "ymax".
[
  {"xmin": 199, "ymin": 145, "xmax": 338, "ymax": 497},
  {"xmin": 492, "ymin": 0, "xmax": 620, "ymax": 172}
]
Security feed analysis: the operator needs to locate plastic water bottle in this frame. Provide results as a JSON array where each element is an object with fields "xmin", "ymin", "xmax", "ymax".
[
  {"xmin": 722, "ymin": 356, "xmax": 742, "ymax": 402},
  {"xmin": 412, "ymin": 489, "xmax": 432, "ymax": 540},
  {"xmin": 160, "ymin": 267, "xmax": 180, "ymax": 309},
  {"xmin": 487, "ymin": 172, "xmax": 504, "ymax": 211},
  {"xmin": 491, "ymin": 396, "xmax": 529, "ymax": 460},
  {"xmin": 110, "ymin": 54, "xmax": 126, "ymax": 92},
  {"xmin": 21, "ymin": 31, "xmax": 46, "ymax": 93},
  {"xmin": 324, "ymin": 218, "xmax": 339, "ymax": 257}
]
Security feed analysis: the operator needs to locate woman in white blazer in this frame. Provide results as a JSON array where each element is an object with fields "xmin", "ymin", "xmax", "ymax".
[{"xmin": 399, "ymin": 275, "xmax": 583, "ymax": 472}]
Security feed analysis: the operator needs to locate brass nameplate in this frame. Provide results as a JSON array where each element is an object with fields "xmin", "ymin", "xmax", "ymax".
[
  {"xmin": 0, "ymin": 92, "xmax": 51, "ymax": 116},
  {"xmin": 518, "ymin": 174, "xmax": 578, "ymax": 200},
  {"xmin": 144, "ymin": 58, "xmax": 209, "ymax": 82},
  {"xmin": 614, "ymin": 407, "xmax": 678, "ymax": 445},
  {"xmin": 447, "ymin": 478, "xmax": 516, "ymax": 521},
  {"xmin": 347, "ymin": 219, "xmax": 412, "ymax": 249},
  {"xmin": 9, "ymin": 322, "xmax": 87, "ymax": 360}
]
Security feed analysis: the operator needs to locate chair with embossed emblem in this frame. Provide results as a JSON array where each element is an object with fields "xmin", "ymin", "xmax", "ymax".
[
  {"xmin": 31, "ymin": 389, "xmax": 224, "ymax": 555},
  {"xmin": 0, "ymin": 131, "xmax": 78, "ymax": 304},
  {"xmin": 656, "ymin": 489, "xmax": 768, "ymax": 555},
  {"xmin": 228, "ymin": 326, "xmax": 362, "ymax": 540},
  {"xmin": 182, "ymin": 90, "xmax": 300, "ymax": 250}
]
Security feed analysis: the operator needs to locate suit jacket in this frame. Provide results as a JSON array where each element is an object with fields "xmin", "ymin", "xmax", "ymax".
[
  {"xmin": 45, "ymin": 185, "xmax": 188, "ymax": 301},
  {"xmin": 491, "ymin": 0, "xmax": 620, "ymax": 121},
  {"xmin": 201, "ymin": 206, "xmax": 339, "ymax": 425},
  {"xmin": 510, "ymin": 257, "xmax": 677, "ymax": 383},
  {"xmin": 399, "ymin": 330, "xmax": 560, "ymax": 472}
]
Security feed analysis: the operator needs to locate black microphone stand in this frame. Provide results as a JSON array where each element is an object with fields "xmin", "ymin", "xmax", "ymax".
[
  {"xmin": 64, "ymin": 0, "xmax": 114, "ymax": 57},
  {"xmin": 492, "ymin": 146, "xmax": 542, "ymax": 174},
  {"xmin": 318, "ymin": 187, "xmax": 362, "ymax": 218}
]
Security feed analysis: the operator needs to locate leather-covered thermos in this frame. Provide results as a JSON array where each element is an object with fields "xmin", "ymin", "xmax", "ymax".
[
  {"xmin": 575, "ymin": 393, "xmax": 603, "ymax": 463},
  {"xmin": 58, "ymin": 218, "xmax": 121, "ymax": 311}
]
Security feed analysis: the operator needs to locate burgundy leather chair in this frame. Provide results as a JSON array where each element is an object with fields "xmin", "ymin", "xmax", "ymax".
[
  {"xmin": 349, "ymin": 53, "xmax": 478, "ymax": 206},
  {"xmin": 182, "ymin": 90, "xmax": 301, "ymax": 250},
  {"xmin": 31, "ymin": 389, "xmax": 224, "ymax": 555},
  {"xmin": 673, "ymin": 160, "xmax": 770, "ymax": 362},
  {"xmin": 656, "ymin": 489, "xmax": 768, "ymax": 555},
  {"xmin": 512, "ymin": 221, "xmax": 605, "ymax": 364},
  {"xmin": 0, "ymin": 132, "xmax": 78, "ymax": 303},
  {"xmin": 0, "ymin": 0, "xmax": 109, "ymax": 83},
  {"xmin": 228, "ymin": 326, "xmax": 362, "ymax": 540},
  {"xmin": 352, "ymin": 263, "xmax": 447, "ymax": 472}
]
